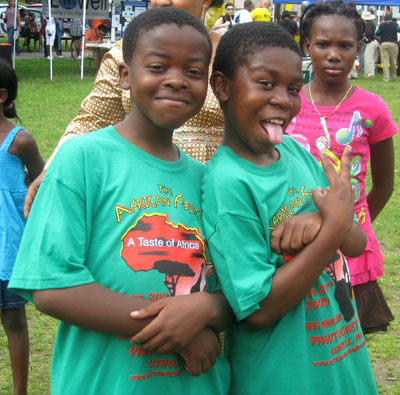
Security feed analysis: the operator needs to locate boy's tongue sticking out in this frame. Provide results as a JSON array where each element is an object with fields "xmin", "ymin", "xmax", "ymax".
[{"xmin": 261, "ymin": 120, "xmax": 283, "ymax": 145}]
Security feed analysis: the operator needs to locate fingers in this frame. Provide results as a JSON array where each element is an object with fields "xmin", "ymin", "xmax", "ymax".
[
  {"xmin": 130, "ymin": 321, "xmax": 163, "ymax": 347},
  {"xmin": 338, "ymin": 145, "xmax": 352, "ymax": 181},
  {"xmin": 131, "ymin": 301, "xmax": 165, "ymax": 320},
  {"xmin": 270, "ymin": 224, "xmax": 284, "ymax": 253}
]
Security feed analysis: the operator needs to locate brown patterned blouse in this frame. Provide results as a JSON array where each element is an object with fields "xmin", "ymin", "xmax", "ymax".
[{"xmin": 47, "ymin": 39, "xmax": 224, "ymax": 166}]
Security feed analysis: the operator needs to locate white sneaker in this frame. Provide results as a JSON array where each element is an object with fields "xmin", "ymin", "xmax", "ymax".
[
  {"xmin": 77, "ymin": 55, "xmax": 81, "ymax": 59},
  {"xmin": 46, "ymin": 56, "xmax": 50, "ymax": 59}
]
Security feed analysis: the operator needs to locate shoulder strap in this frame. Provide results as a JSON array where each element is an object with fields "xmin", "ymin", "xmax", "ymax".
[{"xmin": 0, "ymin": 126, "xmax": 24, "ymax": 152}]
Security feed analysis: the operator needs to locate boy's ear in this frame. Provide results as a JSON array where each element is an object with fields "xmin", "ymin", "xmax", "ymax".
[
  {"xmin": 210, "ymin": 71, "xmax": 229, "ymax": 103},
  {"xmin": 119, "ymin": 62, "xmax": 130, "ymax": 91},
  {"xmin": 303, "ymin": 38, "xmax": 311, "ymax": 56}
]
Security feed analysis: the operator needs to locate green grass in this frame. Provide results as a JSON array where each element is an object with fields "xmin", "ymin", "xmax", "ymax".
[{"xmin": 0, "ymin": 62, "xmax": 399, "ymax": 393}]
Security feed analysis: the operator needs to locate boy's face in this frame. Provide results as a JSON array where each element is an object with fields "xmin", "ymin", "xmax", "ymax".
[
  {"xmin": 120, "ymin": 24, "xmax": 209, "ymax": 131},
  {"xmin": 212, "ymin": 47, "xmax": 302, "ymax": 165}
]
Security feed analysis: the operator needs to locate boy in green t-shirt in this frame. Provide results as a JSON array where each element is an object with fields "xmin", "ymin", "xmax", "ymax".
[
  {"xmin": 9, "ymin": 8, "xmax": 232, "ymax": 394},
  {"xmin": 202, "ymin": 22, "xmax": 377, "ymax": 394}
]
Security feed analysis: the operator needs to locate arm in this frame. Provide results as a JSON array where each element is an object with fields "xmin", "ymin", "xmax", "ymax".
[
  {"xmin": 213, "ymin": 16, "xmax": 226, "ymax": 29},
  {"xmin": 129, "ymin": 290, "xmax": 233, "ymax": 353},
  {"xmin": 33, "ymin": 282, "xmax": 154, "ymax": 336},
  {"xmin": 367, "ymin": 137, "xmax": 395, "ymax": 222},
  {"xmin": 246, "ymin": 146, "xmax": 356, "ymax": 330},
  {"xmin": 271, "ymin": 211, "xmax": 365, "ymax": 258},
  {"xmin": 13, "ymin": 130, "xmax": 45, "ymax": 182}
]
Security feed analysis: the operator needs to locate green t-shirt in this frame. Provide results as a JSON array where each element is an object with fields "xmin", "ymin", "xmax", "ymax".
[
  {"xmin": 10, "ymin": 126, "xmax": 230, "ymax": 395},
  {"xmin": 202, "ymin": 136, "xmax": 377, "ymax": 394}
]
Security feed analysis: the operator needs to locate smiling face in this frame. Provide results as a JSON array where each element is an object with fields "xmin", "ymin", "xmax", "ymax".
[
  {"xmin": 304, "ymin": 15, "xmax": 361, "ymax": 85},
  {"xmin": 120, "ymin": 24, "xmax": 210, "ymax": 132},
  {"xmin": 212, "ymin": 47, "xmax": 302, "ymax": 166}
]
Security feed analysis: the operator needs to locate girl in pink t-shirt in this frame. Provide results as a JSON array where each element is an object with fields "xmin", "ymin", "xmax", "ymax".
[{"xmin": 286, "ymin": 1, "xmax": 397, "ymax": 333}]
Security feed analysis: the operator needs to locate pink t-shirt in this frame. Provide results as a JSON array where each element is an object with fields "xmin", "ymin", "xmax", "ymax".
[{"xmin": 286, "ymin": 87, "xmax": 398, "ymax": 285}]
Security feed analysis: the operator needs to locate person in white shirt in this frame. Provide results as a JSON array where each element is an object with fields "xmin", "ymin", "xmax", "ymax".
[{"xmin": 235, "ymin": 0, "xmax": 253, "ymax": 24}]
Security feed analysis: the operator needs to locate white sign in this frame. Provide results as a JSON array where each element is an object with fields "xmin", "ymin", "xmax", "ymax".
[{"xmin": 43, "ymin": 0, "xmax": 109, "ymax": 19}]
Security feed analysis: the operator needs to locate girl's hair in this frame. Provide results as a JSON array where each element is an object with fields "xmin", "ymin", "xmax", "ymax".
[
  {"xmin": 300, "ymin": 0, "xmax": 365, "ymax": 42},
  {"xmin": 0, "ymin": 59, "xmax": 19, "ymax": 120}
]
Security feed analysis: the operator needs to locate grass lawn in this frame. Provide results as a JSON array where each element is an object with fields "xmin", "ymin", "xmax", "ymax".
[{"xmin": 0, "ymin": 59, "xmax": 399, "ymax": 393}]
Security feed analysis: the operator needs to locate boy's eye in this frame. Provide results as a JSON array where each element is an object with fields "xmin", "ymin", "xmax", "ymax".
[
  {"xmin": 288, "ymin": 85, "xmax": 301, "ymax": 95},
  {"xmin": 186, "ymin": 68, "xmax": 204, "ymax": 78},
  {"xmin": 341, "ymin": 42, "xmax": 353, "ymax": 49},
  {"xmin": 258, "ymin": 80, "xmax": 274, "ymax": 88},
  {"xmin": 316, "ymin": 41, "xmax": 328, "ymax": 48},
  {"xmin": 147, "ymin": 64, "xmax": 166, "ymax": 72}
]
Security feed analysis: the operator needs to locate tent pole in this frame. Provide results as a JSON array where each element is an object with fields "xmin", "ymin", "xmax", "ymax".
[
  {"xmin": 13, "ymin": 0, "xmax": 18, "ymax": 69},
  {"xmin": 48, "ymin": 0, "xmax": 53, "ymax": 80},
  {"xmin": 81, "ymin": 0, "xmax": 87, "ymax": 79}
]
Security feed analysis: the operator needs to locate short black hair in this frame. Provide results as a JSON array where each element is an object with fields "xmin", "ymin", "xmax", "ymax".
[
  {"xmin": 0, "ymin": 58, "xmax": 19, "ymax": 119},
  {"xmin": 122, "ymin": 7, "xmax": 212, "ymax": 65},
  {"xmin": 300, "ymin": 0, "xmax": 364, "ymax": 42},
  {"xmin": 225, "ymin": 2, "xmax": 234, "ymax": 9},
  {"xmin": 97, "ymin": 23, "xmax": 107, "ymax": 33},
  {"xmin": 244, "ymin": 0, "xmax": 253, "ymax": 8},
  {"xmin": 213, "ymin": 22, "xmax": 301, "ymax": 78},
  {"xmin": 210, "ymin": 0, "xmax": 224, "ymax": 7}
]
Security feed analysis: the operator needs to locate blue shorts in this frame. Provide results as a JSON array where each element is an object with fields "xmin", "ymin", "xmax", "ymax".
[{"xmin": 0, "ymin": 280, "xmax": 27, "ymax": 310}]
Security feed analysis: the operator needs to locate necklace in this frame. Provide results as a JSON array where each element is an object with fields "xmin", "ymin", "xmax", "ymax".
[{"xmin": 308, "ymin": 83, "xmax": 353, "ymax": 150}]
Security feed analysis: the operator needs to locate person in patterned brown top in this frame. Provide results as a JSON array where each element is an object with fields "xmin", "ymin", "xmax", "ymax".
[{"xmin": 24, "ymin": 0, "xmax": 225, "ymax": 217}]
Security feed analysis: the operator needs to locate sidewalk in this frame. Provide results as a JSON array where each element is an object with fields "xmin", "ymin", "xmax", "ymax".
[{"xmin": 17, "ymin": 49, "xmax": 75, "ymax": 59}]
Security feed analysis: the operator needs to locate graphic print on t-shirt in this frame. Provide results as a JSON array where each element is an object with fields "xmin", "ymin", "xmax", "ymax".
[
  {"xmin": 275, "ymin": 186, "xmax": 365, "ymax": 366},
  {"xmin": 121, "ymin": 213, "xmax": 208, "ymax": 296}
]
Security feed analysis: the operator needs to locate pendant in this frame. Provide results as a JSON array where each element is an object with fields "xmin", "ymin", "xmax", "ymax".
[
  {"xmin": 316, "ymin": 136, "xmax": 329, "ymax": 150},
  {"xmin": 318, "ymin": 117, "xmax": 331, "ymax": 149}
]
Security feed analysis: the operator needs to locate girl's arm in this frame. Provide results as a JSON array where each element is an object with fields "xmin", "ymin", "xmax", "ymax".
[
  {"xmin": 14, "ymin": 130, "xmax": 45, "ymax": 182},
  {"xmin": 367, "ymin": 137, "xmax": 395, "ymax": 222},
  {"xmin": 213, "ymin": 16, "xmax": 226, "ymax": 29}
]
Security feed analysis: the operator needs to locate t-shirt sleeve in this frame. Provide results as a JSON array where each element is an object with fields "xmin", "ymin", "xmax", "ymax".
[
  {"xmin": 204, "ymin": 172, "xmax": 276, "ymax": 322},
  {"xmin": 9, "ymin": 140, "xmax": 95, "ymax": 302},
  {"xmin": 367, "ymin": 94, "xmax": 398, "ymax": 144}
]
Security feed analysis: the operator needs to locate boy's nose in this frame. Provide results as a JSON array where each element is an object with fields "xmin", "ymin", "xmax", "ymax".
[
  {"xmin": 270, "ymin": 87, "xmax": 292, "ymax": 109},
  {"xmin": 164, "ymin": 72, "xmax": 188, "ymax": 90}
]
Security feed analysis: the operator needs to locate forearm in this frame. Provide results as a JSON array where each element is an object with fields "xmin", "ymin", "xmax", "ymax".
[
  {"xmin": 367, "ymin": 185, "xmax": 393, "ymax": 223},
  {"xmin": 246, "ymin": 221, "xmax": 347, "ymax": 330},
  {"xmin": 340, "ymin": 222, "xmax": 367, "ymax": 258},
  {"xmin": 368, "ymin": 138, "xmax": 395, "ymax": 222},
  {"xmin": 207, "ymin": 291, "xmax": 234, "ymax": 332},
  {"xmin": 33, "ymin": 282, "xmax": 153, "ymax": 336}
]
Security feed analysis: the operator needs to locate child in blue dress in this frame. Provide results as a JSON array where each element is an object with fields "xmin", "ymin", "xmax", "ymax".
[{"xmin": 0, "ymin": 58, "xmax": 44, "ymax": 394}]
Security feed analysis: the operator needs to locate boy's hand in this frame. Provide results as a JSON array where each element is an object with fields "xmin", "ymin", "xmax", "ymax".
[
  {"xmin": 130, "ymin": 293, "xmax": 216, "ymax": 354},
  {"xmin": 271, "ymin": 211, "xmax": 322, "ymax": 254},
  {"xmin": 312, "ymin": 146, "xmax": 354, "ymax": 238},
  {"xmin": 179, "ymin": 328, "xmax": 221, "ymax": 376}
]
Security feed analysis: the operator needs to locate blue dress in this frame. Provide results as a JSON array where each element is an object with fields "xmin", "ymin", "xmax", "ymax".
[{"xmin": 0, "ymin": 126, "xmax": 27, "ymax": 281}]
